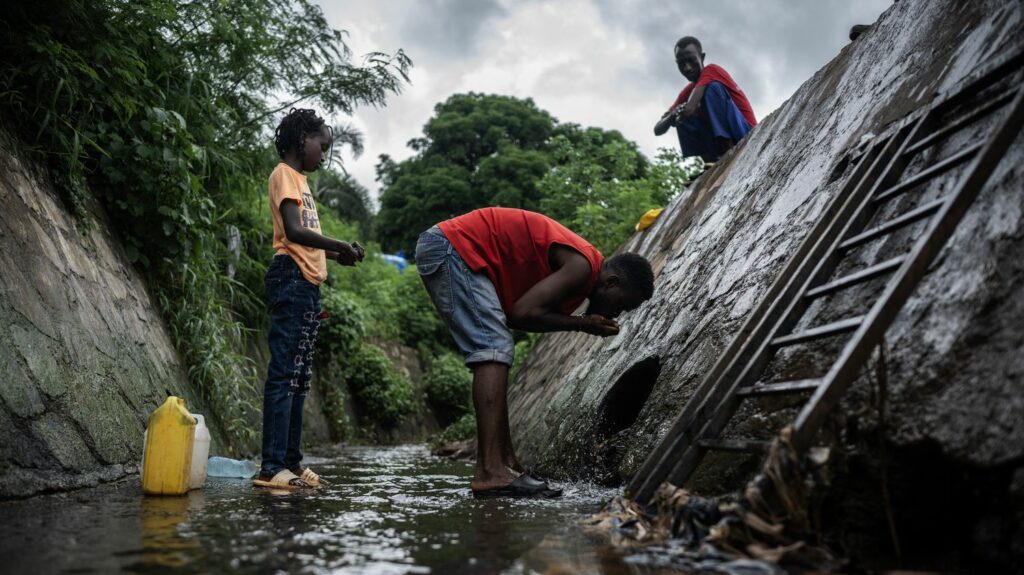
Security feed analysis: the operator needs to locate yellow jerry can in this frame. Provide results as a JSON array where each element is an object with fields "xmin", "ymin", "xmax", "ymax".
[{"xmin": 142, "ymin": 396, "xmax": 196, "ymax": 496}]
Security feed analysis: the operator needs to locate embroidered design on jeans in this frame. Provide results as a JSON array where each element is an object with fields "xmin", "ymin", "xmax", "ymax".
[{"xmin": 290, "ymin": 310, "xmax": 321, "ymax": 390}]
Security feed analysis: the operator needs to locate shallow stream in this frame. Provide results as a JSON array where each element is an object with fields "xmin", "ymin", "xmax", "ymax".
[{"xmin": 0, "ymin": 445, "xmax": 690, "ymax": 574}]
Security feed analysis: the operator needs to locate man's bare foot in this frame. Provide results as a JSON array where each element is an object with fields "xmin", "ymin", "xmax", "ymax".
[
  {"xmin": 472, "ymin": 473, "xmax": 561, "ymax": 499},
  {"xmin": 471, "ymin": 465, "xmax": 519, "ymax": 491}
]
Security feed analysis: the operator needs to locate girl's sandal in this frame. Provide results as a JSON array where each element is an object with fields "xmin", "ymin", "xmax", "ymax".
[
  {"xmin": 252, "ymin": 469, "xmax": 312, "ymax": 490},
  {"xmin": 290, "ymin": 467, "xmax": 327, "ymax": 487}
]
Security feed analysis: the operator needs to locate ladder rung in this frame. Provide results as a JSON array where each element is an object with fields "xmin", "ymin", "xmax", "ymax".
[
  {"xmin": 840, "ymin": 198, "xmax": 946, "ymax": 251},
  {"xmin": 737, "ymin": 379, "xmax": 821, "ymax": 397},
  {"xmin": 906, "ymin": 88, "xmax": 1017, "ymax": 156},
  {"xmin": 771, "ymin": 316, "xmax": 864, "ymax": 348},
  {"xmin": 804, "ymin": 255, "xmax": 907, "ymax": 299},
  {"xmin": 875, "ymin": 143, "xmax": 982, "ymax": 203},
  {"xmin": 697, "ymin": 438, "xmax": 770, "ymax": 453}
]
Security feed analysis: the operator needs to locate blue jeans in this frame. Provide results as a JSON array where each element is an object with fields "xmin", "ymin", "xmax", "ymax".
[
  {"xmin": 415, "ymin": 227, "xmax": 515, "ymax": 366},
  {"xmin": 677, "ymin": 81, "xmax": 753, "ymax": 161},
  {"xmin": 260, "ymin": 254, "xmax": 322, "ymax": 477}
]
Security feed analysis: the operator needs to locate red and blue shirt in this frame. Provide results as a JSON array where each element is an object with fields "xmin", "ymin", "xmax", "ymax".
[{"xmin": 668, "ymin": 64, "xmax": 757, "ymax": 127}]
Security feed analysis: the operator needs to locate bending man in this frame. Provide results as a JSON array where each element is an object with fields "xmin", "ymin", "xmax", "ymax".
[{"xmin": 415, "ymin": 208, "xmax": 654, "ymax": 498}]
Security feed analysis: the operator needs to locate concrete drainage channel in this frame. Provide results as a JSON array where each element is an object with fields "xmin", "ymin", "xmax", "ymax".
[{"xmin": 590, "ymin": 356, "xmax": 661, "ymax": 484}]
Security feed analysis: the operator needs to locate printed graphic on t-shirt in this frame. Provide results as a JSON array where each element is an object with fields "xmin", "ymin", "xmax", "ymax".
[{"xmin": 301, "ymin": 188, "xmax": 320, "ymax": 230}]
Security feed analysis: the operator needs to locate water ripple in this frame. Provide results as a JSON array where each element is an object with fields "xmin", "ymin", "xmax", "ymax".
[{"xmin": 0, "ymin": 444, "xmax": 682, "ymax": 574}]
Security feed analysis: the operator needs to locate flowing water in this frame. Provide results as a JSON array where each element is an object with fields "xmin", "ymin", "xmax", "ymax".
[{"xmin": 0, "ymin": 445, "xmax": 686, "ymax": 574}]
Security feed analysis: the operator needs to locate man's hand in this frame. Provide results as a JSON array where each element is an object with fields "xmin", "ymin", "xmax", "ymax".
[
  {"xmin": 335, "ymin": 242, "xmax": 361, "ymax": 266},
  {"xmin": 677, "ymin": 84, "xmax": 707, "ymax": 123},
  {"xmin": 669, "ymin": 100, "xmax": 698, "ymax": 126},
  {"xmin": 579, "ymin": 314, "xmax": 619, "ymax": 336},
  {"xmin": 655, "ymin": 109, "xmax": 678, "ymax": 136},
  {"xmin": 668, "ymin": 108, "xmax": 683, "ymax": 126},
  {"xmin": 678, "ymin": 98, "xmax": 700, "ymax": 119}
]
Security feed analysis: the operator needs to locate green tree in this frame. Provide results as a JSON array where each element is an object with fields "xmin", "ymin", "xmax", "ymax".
[
  {"xmin": 539, "ymin": 138, "xmax": 701, "ymax": 254},
  {"xmin": 373, "ymin": 94, "xmax": 692, "ymax": 257},
  {"xmin": 375, "ymin": 93, "xmax": 554, "ymax": 253},
  {"xmin": 538, "ymin": 125, "xmax": 649, "ymax": 223}
]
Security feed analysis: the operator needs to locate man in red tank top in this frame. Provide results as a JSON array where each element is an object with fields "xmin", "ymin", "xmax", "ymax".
[{"xmin": 416, "ymin": 208, "xmax": 655, "ymax": 498}]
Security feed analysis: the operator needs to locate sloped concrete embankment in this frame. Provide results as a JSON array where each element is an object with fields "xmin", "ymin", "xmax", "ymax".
[
  {"xmin": 0, "ymin": 136, "xmax": 327, "ymax": 498},
  {"xmin": 510, "ymin": 0, "xmax": 1023, "ymax": 565},
  {"xmin": 0, "ymin": 136, "xmax": 217, "ymax": 497}
]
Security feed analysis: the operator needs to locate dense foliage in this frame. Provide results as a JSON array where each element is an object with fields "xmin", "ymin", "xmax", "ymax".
[
  {"xmin": 320, "ymin": 241, "xmax": 450, "ymax": 355},
  {"xmin": 342, "ymin": 344, "xmax": 417, "ymax": 427},
  {"xmin": 540, "ymin": 136, "xmax": 701, "ymax": 254},
  {"xmin": 314, "ymin": 226, "xmax": 451, "ymax": 436},
  {"xmin": 429, "ymin": 413, "xmax": 477, "ymax": 449},
  {"xmin": 0, "ymin": 0, "xmax": 409, "ymax": 450},
  {"xmin": 424, "ymin": 353, "xmax": 473, "ymax": 426}
]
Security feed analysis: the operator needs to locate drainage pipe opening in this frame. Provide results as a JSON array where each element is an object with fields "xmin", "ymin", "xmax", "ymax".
[{"xmin": 591, "ymin": 356, "xmax": 661, "ymax": 483}]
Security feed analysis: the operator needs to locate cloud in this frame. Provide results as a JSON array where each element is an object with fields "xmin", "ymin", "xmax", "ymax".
[
  {"xmin": 322, "ymin": 0, "xmax": 894, "ymax": 204},
  {"xmin": 398, "ymin": 0, "xmax": 507, "ymax": 58},
  {"xmin": 592, "ymin": 0, "xmax": 895, "ymax": 112}
]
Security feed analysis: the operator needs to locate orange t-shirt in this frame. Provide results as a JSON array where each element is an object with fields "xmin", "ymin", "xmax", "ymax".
[{"xmin": 268, "ymin": 163, "xmax": 327, "ymax": 285}]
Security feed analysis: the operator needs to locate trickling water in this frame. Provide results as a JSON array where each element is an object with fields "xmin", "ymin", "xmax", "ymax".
[{"xmin": 0, "ymin": 445, "xmax": 682, "ymax": 574}]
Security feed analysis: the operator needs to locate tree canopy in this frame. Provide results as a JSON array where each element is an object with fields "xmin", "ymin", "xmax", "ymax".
[
  {"xmin": 374, "ymin": 93, "xmax": 698, "ymax": 256},
  {"xmin": 375, "ymin": 93, "xmax": 557, "ymax": 253}
]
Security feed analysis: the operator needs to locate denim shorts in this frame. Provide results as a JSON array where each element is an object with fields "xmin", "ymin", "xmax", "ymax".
[{"xmin": 415, "ymin": 226, "xmax": 514, "ymax": 366}]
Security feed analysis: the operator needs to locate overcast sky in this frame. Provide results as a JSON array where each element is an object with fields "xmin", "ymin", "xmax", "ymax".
[{"xmin": 322, "ymin": 0, "xmax": 893, "ymax": 202}]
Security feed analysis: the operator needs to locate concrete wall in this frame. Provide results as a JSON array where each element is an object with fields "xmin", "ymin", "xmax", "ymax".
[
  {"xmin": 510, "ymin": 0, "xmax": 1023, "ymax": 492},
  {"xmin": 0, "ymin": 135, "xmax": 224, "ymax": 497}
]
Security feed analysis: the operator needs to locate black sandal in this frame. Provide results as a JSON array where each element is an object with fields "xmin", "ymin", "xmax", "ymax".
[{"xmin": 472, "ymin": 473, "xmax": 563, "ymax": 499}]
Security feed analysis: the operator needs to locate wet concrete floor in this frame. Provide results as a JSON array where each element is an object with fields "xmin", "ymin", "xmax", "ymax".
[{"xmin": 0, "ymin": 445, "xmax": 691, "ymax": 574}]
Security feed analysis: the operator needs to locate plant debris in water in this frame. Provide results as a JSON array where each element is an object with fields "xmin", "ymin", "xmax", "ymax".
[{"xmin": 583, "ymin": 426, "xmax": 842, "ymax": 574}]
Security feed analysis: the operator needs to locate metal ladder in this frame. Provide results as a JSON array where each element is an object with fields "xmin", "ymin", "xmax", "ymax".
[{"xmin": 627, "ymin": 49, "xmax": 1024, "ymax": 504}]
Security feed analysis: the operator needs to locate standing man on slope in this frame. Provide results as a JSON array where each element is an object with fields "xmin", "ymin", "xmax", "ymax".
[
  {"xmin": 655, "ymin": 36, "xmax": 757, "ymax": 162},
  {"xmin": 415, "ymin": 208, "xmax": 654, "ymax": 498}
]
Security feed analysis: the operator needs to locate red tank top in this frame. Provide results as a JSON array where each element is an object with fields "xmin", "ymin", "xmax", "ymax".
[{"xmin": 437, "ymin": 208, "xmax": 604, "ymax": 314}]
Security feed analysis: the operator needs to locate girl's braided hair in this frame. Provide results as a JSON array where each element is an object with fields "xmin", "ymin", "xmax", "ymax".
[{"xmin": 274, "ymin": 108, "xmax": 331, "ymax": 161}]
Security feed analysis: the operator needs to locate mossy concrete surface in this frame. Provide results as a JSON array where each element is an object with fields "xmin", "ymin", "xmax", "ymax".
[{"xmin": 0, "ymin": 136, "xmax": 226, "ymax": 498}]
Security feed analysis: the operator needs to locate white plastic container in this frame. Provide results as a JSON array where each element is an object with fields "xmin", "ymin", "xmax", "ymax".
[{"xmin": 188, "ymin": 414, "xmax": 211, "ymax": 489}]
